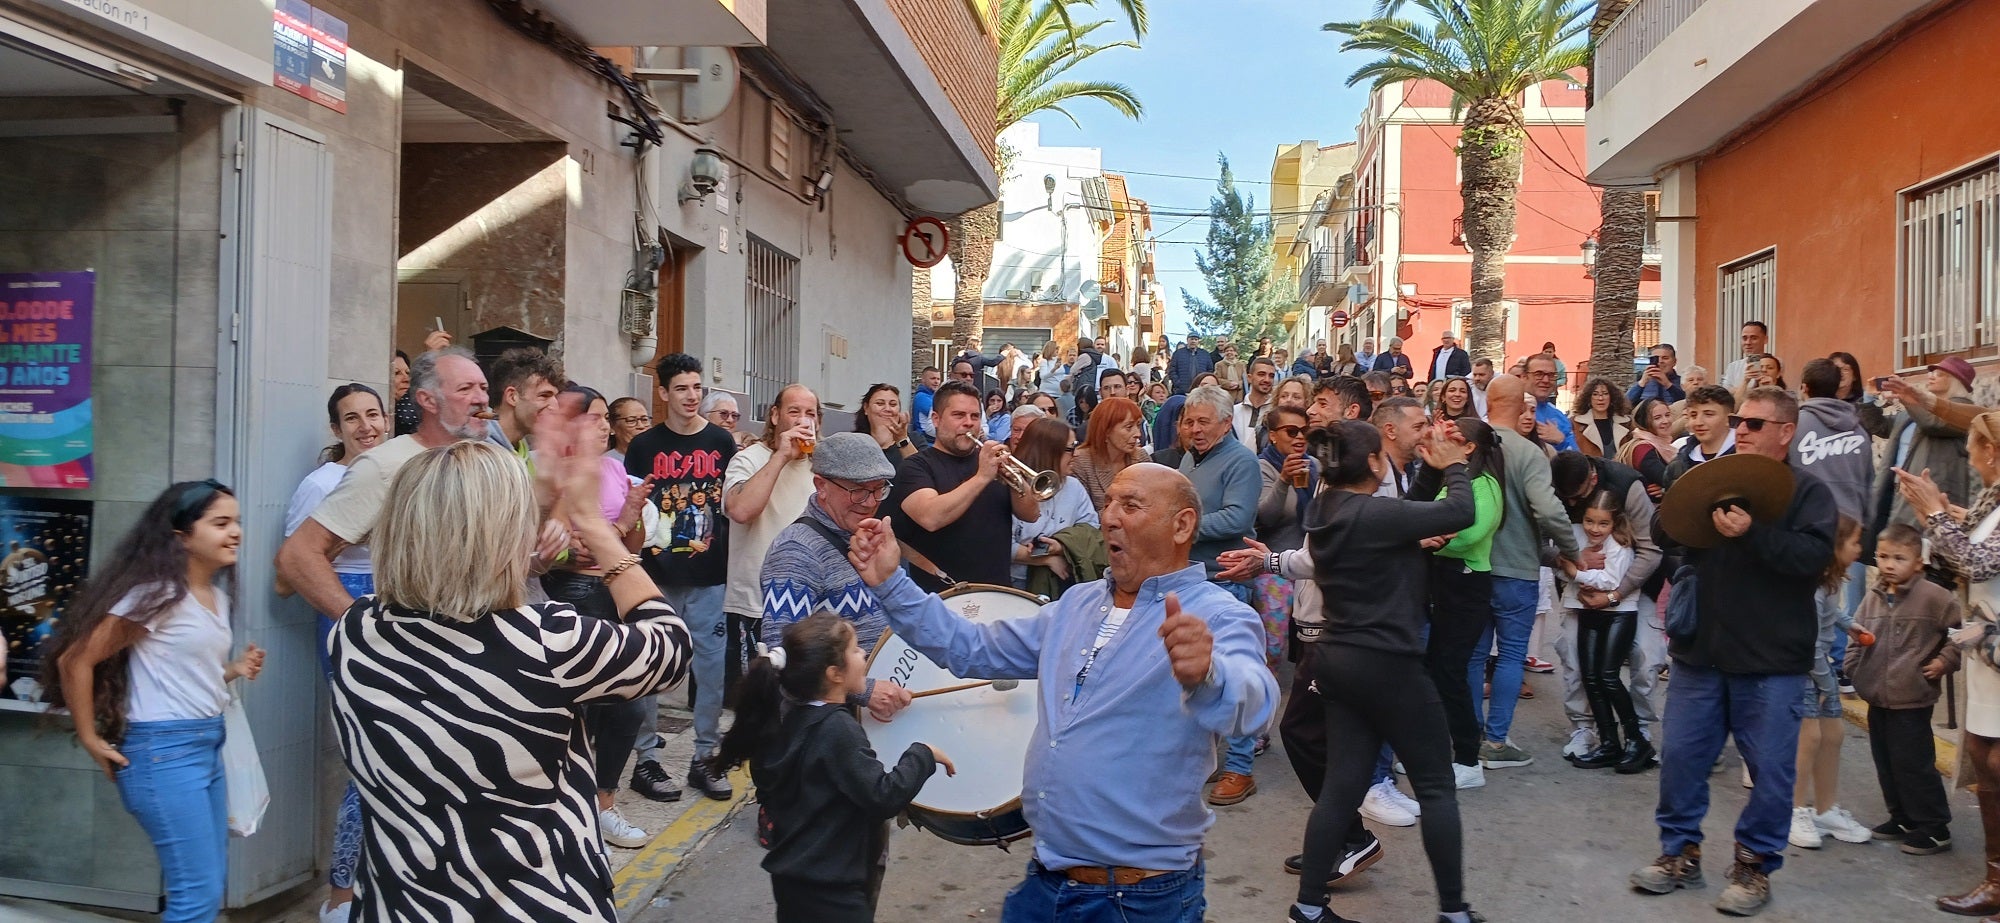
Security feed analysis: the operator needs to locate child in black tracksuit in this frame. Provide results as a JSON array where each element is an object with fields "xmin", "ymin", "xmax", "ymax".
[
  {"xmin": 1847, "ymin": 524, "xmax": 1963, "ymax": 854},
  {"xmin": 708, "ymin": 612, "xmax": 953, "ymax": 923}
]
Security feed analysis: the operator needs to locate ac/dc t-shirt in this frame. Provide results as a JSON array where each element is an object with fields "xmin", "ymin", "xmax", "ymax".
[{"xmin": 625, "ymin": 423, "xmax": 737, "ymax": 587}]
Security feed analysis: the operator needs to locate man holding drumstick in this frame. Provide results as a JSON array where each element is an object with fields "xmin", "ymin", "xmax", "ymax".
[{"xmin": 848, "ymin": 463, "xmax": 1276, "ymax": 920}]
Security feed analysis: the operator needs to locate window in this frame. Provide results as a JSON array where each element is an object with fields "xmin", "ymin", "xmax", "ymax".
[
  {"xmin": 1900, "ymin": 159, "xmax": 1998, "ymax": 368},
  {"xmin": 1718, "ymin": 249, "xmax": 1775, "ymax": 361},
  {"xmin": 743, "ymin": 236, "xmax": 800, "ymax": 416}
]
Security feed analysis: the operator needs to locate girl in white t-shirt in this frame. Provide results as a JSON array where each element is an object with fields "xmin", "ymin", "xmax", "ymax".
[
  {"xmin": 1557, "ymin": 489, "xmax": 1649, "ymax": 773},
  {"xmin": 43, "ymin": 480, "xmax": 264, "ymax": 923},
  {"xmin": 279, "ymin": 382, "xmax": 385, "ymax": 923}
]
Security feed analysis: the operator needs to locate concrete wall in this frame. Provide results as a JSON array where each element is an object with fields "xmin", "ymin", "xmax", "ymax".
[{"xmin": 1690, "ymin": 0, "xmax": 2000, "ymax": 378}]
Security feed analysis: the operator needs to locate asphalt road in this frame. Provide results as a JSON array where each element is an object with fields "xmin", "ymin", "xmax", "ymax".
[{"xmin": 639, "ymin": 672, "xmax": 1983, "ymax": 922}]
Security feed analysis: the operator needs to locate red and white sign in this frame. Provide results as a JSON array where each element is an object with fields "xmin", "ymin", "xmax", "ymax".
[
  {"xmin": 900, "ymin": 217, "xmax": 950, "ymax": 268},
  {"xmin": 1331, "ymin": 309, "xmax": 1351, "ymax": 329}
]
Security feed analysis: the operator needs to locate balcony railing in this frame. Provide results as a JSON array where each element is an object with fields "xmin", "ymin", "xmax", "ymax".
[{"xmin": 1594, "ymin": 0, "xmax": 1710, "ymax": 97}]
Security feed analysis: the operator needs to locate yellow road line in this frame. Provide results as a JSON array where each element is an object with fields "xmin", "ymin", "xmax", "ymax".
[
  {"xmin": 611, "ymin": 766, "xmax": 755, "ymax": 918},
  {"xmin": 1841, "ymin": 697, "xmax": 1958, "ymax": 778}
]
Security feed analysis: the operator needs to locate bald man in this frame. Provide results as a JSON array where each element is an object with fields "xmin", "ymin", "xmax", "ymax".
[
  {"xmin": 848, "ymin": 464, "xmax": 1276, "ymax": 919},
  {"xmin": 1470, "ymin": 376, "xmax": 1580, "ymax": 770}
]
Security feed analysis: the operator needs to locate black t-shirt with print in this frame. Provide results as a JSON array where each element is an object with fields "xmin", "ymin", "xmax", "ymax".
[{"xmin": 625, "ymin": 423, "xmax": 737, "ymax": 587}]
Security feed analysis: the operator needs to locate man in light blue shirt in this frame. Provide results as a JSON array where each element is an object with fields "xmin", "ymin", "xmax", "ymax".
[
  {"xmin": 1527, "ymin": 354, "xmax": 1578, "ymax": 452},
  {"xmin": 849, "ymin": 464, "xmax": 1275, "ymax": 920}
]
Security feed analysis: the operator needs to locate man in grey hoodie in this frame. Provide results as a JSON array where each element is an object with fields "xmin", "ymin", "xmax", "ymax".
[{"xmin": 1790, "ymin": 359, "xmax": 1874, "ymax": 522}]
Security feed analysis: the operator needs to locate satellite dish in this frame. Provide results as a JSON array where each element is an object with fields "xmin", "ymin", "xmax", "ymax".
[{"xmin": 681, "ymin": 47, "xmax": 738, "ymax": 125}]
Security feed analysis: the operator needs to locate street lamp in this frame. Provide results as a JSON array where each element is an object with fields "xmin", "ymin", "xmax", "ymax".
[{"xmin": 1580, "ymin": 236, "xmax": 1598, "ymax": 278}]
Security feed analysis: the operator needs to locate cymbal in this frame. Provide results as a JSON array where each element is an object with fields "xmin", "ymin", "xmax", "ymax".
[{"xmin": 1658, "ymin": 453, "xmax": 1796, "ymax": 549}]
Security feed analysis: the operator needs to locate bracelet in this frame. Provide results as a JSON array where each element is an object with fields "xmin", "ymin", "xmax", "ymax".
[
  {"xmin": 1267, "ymin": 552, "xmax": 1281, "ymax": 576},
  {"xmin": 604, "ymin": 554, "xmax": 643, "ymax": 580}
]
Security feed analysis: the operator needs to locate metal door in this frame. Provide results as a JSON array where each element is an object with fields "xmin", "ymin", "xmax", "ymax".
[{"xmin": 215, "ymin": 108, "xmax": 331, "ymax": 907}]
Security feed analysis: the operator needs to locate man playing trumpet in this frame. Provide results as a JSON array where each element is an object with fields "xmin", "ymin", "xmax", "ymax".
[{"xmin": 882, "ymin": 379, "xmax": 1042, "ymax": 592}]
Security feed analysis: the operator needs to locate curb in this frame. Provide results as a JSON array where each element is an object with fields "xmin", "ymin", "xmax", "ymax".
[
  {"xmin": 610, "ymin": 766, "xmax": 755, "ymax": 919},
  {"xmin": 1840, "ymin": 697, "xmax": 1957, "ymax": 778}
]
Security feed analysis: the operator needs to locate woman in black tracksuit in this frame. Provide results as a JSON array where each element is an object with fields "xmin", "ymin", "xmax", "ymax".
[{"xmin": 1289, "ymin": 420, "xmax": 1482, "ymax": 923}]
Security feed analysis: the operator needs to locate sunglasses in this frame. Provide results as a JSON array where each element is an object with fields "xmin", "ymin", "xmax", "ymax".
[
  {"xmin": 1727, "ymin": 415, "xmax": 1781, "ymax": 432},
  {"xmin": 1272, "ymin": 425, "xmax": 1307, "ymax": 438}
]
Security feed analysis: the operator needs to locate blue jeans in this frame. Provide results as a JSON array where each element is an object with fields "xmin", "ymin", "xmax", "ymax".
[
  {"xmin": 116, "ymin": 717, "xmax": 227, "ymax": 923},
  {"xmin": 638, "ymin": 583, "xmax": 726, "ymax": 760},
  {"xmin": 320, "ymin": 570, "xmax": 374, "ymax": 891},
  {"xmin": 1468, "ymin": 576, "xmax": 1538, "ymax": 743},
  {"xmin": 1213, "ymin": 579, "xmax": 1259, "ymax": 776},
  {"xmin": 1003, "ymin": 860, "xmax": 1205, "ymax": 923},
  {"xmin": 1655, "ymin": 660, "xmax": 1806, "ymax": 869}
]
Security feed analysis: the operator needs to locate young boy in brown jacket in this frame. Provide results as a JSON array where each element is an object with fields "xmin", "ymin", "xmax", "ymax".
[{"xmin": 1847, "ymin": 523, "xmax": 1964, "ymax": 855}]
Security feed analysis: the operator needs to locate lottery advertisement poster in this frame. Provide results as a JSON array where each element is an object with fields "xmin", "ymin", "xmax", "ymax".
[{"xmin": 0, "ymin": 271, "xmax": 93, "ymax": 489}]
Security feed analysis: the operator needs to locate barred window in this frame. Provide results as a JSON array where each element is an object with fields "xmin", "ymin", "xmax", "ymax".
[
  {"xmin": 1899, "ymin": 159, "xmax": 1998, "ymax": 369},
  {"xmin": 1718, "ymin": 249, "xmax": 1775, "ymax": 358},
  {"xmin": 743, "ymin": 236, "xmax": 800, "ymax": 416}
]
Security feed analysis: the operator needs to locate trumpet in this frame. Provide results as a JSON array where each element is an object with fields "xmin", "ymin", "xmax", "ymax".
[{"xmin": 988, "ymin": 441, "xmax": 1059, "ymax": 500}]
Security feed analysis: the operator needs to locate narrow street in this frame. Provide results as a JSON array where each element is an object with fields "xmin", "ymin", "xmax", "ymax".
[{"xmin": 640, "ymin": 675, "xmax": 1979, "ymax": 923}]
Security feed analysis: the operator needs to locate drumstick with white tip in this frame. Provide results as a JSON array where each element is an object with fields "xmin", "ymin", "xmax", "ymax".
[{"xmin": 909, "ymin": 679, "xmax": 1021, "ymax": 699}]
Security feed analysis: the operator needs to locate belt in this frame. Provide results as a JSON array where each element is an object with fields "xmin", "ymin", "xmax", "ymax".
[{"xmin": 1061, "ymin": 865, "xmax": 1174, "ymax": 886}]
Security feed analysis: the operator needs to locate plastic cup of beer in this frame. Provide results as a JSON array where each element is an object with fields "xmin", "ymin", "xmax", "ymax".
[
  {"xmin": 1289, "ymin": 455, "xmax": 1309, "ymax": 488},
  {"xmin": 793, "ymin": 421, "xmax": 817, "ymax": 457}
]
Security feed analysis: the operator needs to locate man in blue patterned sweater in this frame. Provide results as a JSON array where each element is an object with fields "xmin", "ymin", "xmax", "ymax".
[{"xmin": 759, "ymin": 431, "xmax": 913, "ymax": 721}]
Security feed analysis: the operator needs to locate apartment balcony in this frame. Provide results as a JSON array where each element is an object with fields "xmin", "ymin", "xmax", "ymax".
[
  {"xmin": 1300, "ymin": 252, "xmax": 1347, "ymax": 307},
  {"xmin": 1588, "ymin": 0, "xmax": 1935, "ymax": 184},
  {"xmin": 527, "ymin": 0, "xmax": 765, "ymax": 45},
  {"xmin": 1100, "ymin": 255, "xmax": 1129, "ymax": 326}
]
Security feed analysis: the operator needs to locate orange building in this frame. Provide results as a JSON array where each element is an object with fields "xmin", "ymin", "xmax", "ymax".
[
  {"xmin": 1316, "ymin": 75, "xmax": 1660, "ymax": 380},
  {"xmin": 1590, "ymin": 0, "xmax": 1997, "ymax": 395}
]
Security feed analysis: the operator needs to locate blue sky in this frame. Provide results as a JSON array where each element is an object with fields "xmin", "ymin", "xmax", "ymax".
[{"xmin": 1031, "ymin": 0, "xmax": 1379, "ymax": 341}]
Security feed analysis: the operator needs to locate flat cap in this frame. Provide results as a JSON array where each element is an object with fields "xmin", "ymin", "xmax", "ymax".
[{"xmin": 810, "ymin": 432, "xmax": 897, "ymax": 482}]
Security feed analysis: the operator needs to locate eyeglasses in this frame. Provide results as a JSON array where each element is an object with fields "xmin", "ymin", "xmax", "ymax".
[
  {"xmin": 614, "ymin": 414, "xmax": 652, "ymax": 425},
  {"xmin": 1367, "ymin": 390, "xmax": 1386, "ymax": 400},
  {"xmin": 709, "ymin": 410, "xmax": 742, "ymax": 421},
  {"xmin": 1272, "ymin": 425, "xmax": 1307, "ymax": 438},
  {"xmin": 1529, "ymin": 371, "xmax": 1557, "ymax": 379},
  {"xmin": 1728, "ymin": 415, "xmax": 1781, "ymax": 432},
  {"xmin": 829, "ymin": 479, "xmax": 893, "ymax": 503}
]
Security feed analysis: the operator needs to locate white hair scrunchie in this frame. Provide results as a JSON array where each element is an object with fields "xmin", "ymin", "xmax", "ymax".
[{"xmin": 756, "ymin": 642, "xmax": 787, "ymax": 671}]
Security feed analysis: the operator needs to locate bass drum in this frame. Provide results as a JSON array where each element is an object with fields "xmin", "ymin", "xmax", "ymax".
[{"xmin": 864, "ymin": 583, "xmax": 1044, "ymax": 846}]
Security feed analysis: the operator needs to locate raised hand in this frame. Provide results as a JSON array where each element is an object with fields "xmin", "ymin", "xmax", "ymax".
[
  {"xmin": 846, "ymin": 516, "xmax": 903, "ymax": 587},
  {"xmin": 1157, "ymin": 592, "xmax": 1213, "ymax": 688}
]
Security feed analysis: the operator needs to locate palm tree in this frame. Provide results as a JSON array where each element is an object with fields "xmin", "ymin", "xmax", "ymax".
[
  {"xmin": 1326, "ymin": 0, "xmax": 1590, "ymax": 367},
  {"xmin": 917, "ymin": 0, "xmax": 1145, "ymax": 377},
  {"xmin": 1586, "ymin": 0, "xmax": 1644, "ymax": 386}
]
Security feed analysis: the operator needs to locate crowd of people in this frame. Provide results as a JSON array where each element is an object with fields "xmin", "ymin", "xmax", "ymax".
[{"xmin": 33, "ymin": 320, "xmax": 2000, "ymax": 923}]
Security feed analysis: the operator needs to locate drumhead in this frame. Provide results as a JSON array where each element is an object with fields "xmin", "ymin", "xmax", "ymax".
[{"xmin": 865, "ymin": 583, "xmax": 1044, "ymax": 817}]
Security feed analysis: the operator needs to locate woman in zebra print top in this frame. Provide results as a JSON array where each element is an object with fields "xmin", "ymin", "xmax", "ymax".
[{"xmin": 329, "ymin": 434, "xmax": 693, "ymax": 922}]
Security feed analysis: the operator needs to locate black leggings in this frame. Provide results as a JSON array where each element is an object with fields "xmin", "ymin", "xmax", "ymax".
[
  {"xmin": 1425, "ymin": 561, "xmax": 1491, "ymax": 766},
  {"xmin": 1297, "ymin": 645, "xmax": 1465, "ymax": 913},
  {"xmin": 1574, "ymin": 610, "xmax": 1641, "ymax": 745},
  {"xmin": 772, "ymin": 875, "xmax": 871, "ymax": 923},
  {"xmin": 1280, "ymin": 643, "xmax": 1373, "ymax": 850},
  {"xmin": 542, "ymin": 570, "xmax": 651, "ymax": 791}
]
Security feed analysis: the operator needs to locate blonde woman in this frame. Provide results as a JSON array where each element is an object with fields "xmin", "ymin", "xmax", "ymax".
[{"xmin": 329, "ymin": 431, "xmax": 693, "ymax": 922}]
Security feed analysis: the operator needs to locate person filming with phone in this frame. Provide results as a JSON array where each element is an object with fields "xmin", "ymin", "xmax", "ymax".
[{"xmin": 1628, "ymin": 344, "xmax": 1686, "ymax": 406}]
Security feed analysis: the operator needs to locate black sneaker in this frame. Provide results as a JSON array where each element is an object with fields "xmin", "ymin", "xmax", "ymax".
[
  {"xmin": 1282, "ymin": 832, "xmax": 1383, "ymax": 885},
  {"xmin": 1286, "ymin": 905, "xmax": 1359, "ymax": 923},
  {"xmin": 689, "ymin": 755, "xmax": 734, "ymax": 801},
  {"xmin": 1439, "ymin": 913, "xmax": 1486, "ymax": 923},
  {"xmin": 629, "ymin": 759, "xmax": 682, "ymax": 802},
  {"xmin": 1872, "ymin": 820, "xmax": 1912, "ymax": 841},
  {"xmin": 1902, "ymin": 832, "xmax": 1953, "ymax": 856}
]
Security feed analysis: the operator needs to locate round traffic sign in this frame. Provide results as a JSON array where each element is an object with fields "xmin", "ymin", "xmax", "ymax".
[
  {"xmin": 1331, "ymin": 310, "xmax": 1351, "ymax": 328},
  {"xmin": 900, "ymin": 217, "xmax": 950, "ymax": 268}
]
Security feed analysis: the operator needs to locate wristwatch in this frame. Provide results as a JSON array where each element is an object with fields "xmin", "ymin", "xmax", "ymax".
[
  {"xmin": 1608, "ymin": 591, "xmax": 1622, "ymax": 605},
  {"xmin": 890, "ymin": 438, "xmax": 911, "ymax": 450}
]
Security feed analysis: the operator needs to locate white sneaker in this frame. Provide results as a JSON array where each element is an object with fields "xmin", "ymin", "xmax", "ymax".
[
  {"xmin": 1385, "ymin": 782, "xmax": 1421, "ymax": 817},
  {"xmin": 1360, "ymin": 781, "xmax": 1417, "ymax": 827},
  {"xmin": 1454, "ymin": 762, "xmax": 1486, "ymax": 790},
  {"xmin": 1741, "ymin": 765, "xmax": 1754, "ymax": 789},
  {"xmin": 318, "ymin": 901, "xmax": 352, "ymax": 923},
  {"xmin": 1563, "ymin": 727, "xmax": 1596, "ymax": 761},
  {"xmin": 1789, "ymin": 806, "xmax": 1823, "ymax": 849},
  {"xmin": 1815, "ymin": 805, "xmax": 1873, "ymax": 844},
  {"xmin": 599, "ymin": 808, "xmax": 650, "ymax": 849}
]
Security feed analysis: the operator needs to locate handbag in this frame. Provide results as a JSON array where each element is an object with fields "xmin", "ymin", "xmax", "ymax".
[
  {"xmin": 221, "ymin": 683, "xmax": 269, "ymax": 837},
  {"xmin": 1663, "ymin": 564, "xmax": 1699, "ymax": 643}
]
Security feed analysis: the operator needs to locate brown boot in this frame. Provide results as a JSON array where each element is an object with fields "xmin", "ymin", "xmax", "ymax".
[{"xmin": 1940, "ymin": 790, "xmax": 2000, "ymax": 916}]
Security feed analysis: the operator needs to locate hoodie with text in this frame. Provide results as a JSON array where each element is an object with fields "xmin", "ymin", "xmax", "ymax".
[{"xmin": 1789, "ymin": 396, "xmax": 1873, "ymax": 522}]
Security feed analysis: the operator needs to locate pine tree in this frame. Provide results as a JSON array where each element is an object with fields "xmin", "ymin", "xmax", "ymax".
[{"xmin": 1181, "ymin": 154, "xmax": 1291, "ymax": 341}]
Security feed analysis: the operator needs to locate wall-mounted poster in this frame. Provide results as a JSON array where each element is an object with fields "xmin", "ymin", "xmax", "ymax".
[
  {"xmin": 0, "ymin": 271, "xmax": 93, "ymax": 489},
  {"xmin": 274, "ymin": 0, "xmax": 347, "ymax": 113},
  {"xmin": 0, "ymin": 496, "xmax": 91, "ymax": 710}
]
